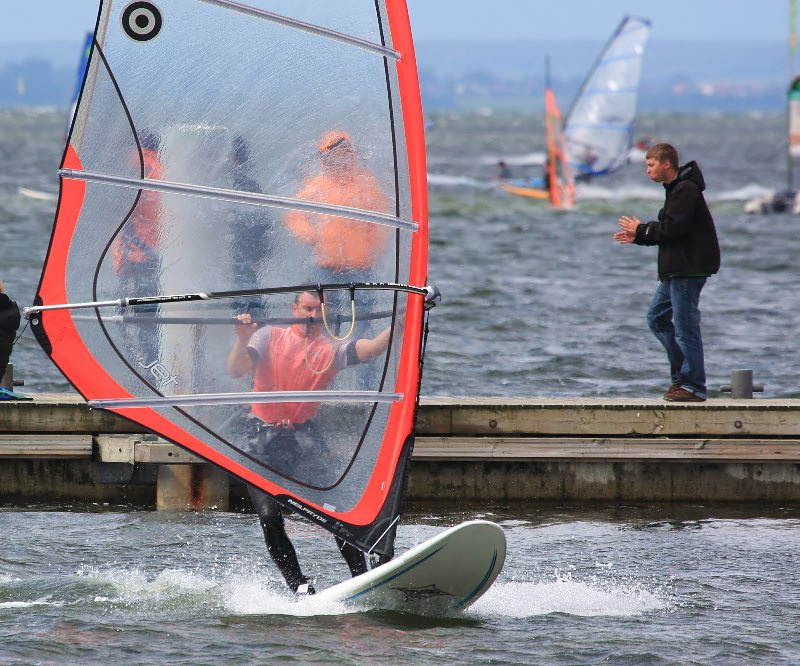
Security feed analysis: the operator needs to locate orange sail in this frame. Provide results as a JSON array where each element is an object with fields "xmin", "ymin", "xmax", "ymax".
[{"xmin": 544, "ymin": 85, "xmax": 575, "ymax": 208}]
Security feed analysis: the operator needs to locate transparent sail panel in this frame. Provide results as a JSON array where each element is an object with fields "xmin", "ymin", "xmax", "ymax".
[
  {"xmin": 72, "ymin": 0, "xmax": 409, "ymax": 208},
  {"xmin": 44, "ymin": 0, "xmax": 423, "ymax": 520}
]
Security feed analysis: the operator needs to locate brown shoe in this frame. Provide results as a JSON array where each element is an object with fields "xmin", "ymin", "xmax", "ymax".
[
  {"xmin": 664, "ymin": 387, "xmax": 706, "ymax": 402},
  {"xmin": 663, "ymin": 383, "xmax": 681, "ymax": 399}
]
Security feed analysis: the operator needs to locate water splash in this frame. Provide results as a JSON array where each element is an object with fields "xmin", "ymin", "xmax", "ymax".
[{"xmin": 470, "ymin": 577, "xmax": 670, "ymax": 618}]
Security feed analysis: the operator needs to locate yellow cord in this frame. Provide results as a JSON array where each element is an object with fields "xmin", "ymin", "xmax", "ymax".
[
  {"xmin": 321, "ymin": 299, "xmax": 356, "ymax": 341},
  {"xmin": 303, "ymin": 336, "xmax": 336, "ymax": 375}
]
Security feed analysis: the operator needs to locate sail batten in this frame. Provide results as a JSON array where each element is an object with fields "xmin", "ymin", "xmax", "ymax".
[
  {"xmin": 198, "ymin": 0, "xmax": 401, "ymax": 59},
  {"xmin": 91, "ymin": 390, "xmax": 403, "ymax": 409},
  {"xmin": 59, "ymin": 168, "xmax": 419, "ymax": 231}
]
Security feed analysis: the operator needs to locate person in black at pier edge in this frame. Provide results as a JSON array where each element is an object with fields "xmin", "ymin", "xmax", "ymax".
[
  {"xmin": 0, "ymin": 279, "xmax": 21, "ymax": 386},
  {"xmin": 614, "ymin": 143, "xmax": 720, "ymax": 403}
]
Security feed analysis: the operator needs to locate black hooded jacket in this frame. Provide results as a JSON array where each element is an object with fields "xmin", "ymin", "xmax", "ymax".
[
  {"xmin": 634, "ymin": 160, "xmax": 721, "ymax": 279},
  {"xmin": 0, "ymin": 293, "xmax": 20, "ymax": 343}
]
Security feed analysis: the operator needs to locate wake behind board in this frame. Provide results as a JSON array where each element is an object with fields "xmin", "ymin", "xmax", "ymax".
[{"xmin": 316, "ymin": 520, "xmax": 505, "ymax": 614}]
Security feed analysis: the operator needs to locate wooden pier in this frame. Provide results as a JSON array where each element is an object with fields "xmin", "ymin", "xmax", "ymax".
[{"xmin": 1, "ymin": 393, "xmax": 800, "ymax": 507}]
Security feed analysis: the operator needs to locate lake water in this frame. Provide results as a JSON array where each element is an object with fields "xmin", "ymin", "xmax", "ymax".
[
  {"xmin": 0, "ymin": 500, "xmax": 800, "ymax": 664},
  {"xmin": 2, "ymin": 504, "xmax": 800, "ymax": 664},
  {"xmin": 2, "ymin": 108, "xmax": 800, "ymax": 663},
  {"xmin": 2, "ymin": 108, "xmax": 798, "ymax": 399}
]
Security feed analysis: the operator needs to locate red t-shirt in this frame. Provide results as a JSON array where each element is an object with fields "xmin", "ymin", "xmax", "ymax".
[{"xmin": 248, "ymin": 324, "xmax": 350, "ymax": 424}]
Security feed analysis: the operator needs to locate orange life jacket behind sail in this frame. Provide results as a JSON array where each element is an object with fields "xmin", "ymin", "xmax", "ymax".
[{"xmin": 112, "ymin": 148, "xmax": 162, "ymax": 274}]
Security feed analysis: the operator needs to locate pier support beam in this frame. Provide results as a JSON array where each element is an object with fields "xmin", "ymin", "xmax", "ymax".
[{"xmin": 156, "ymin": 464, "xmax": 230, "ymax": 511}]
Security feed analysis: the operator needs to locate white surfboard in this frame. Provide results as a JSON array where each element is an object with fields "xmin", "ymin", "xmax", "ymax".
[{"xmin": 316, "ymin": 520, "xmax": 506, "ymax": 614}]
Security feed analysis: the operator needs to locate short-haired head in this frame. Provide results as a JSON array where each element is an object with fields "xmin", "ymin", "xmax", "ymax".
[
  {"xmin": 319, "ymin": 130, "xmax": 353, "ymax": 155},
  {"xmin": 645, "ymin": 143, "xmax": 679, "ymax": 170}
]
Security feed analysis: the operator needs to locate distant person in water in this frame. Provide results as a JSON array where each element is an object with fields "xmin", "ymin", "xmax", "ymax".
[
  {"xmin": 496, "ymin": 161, "xmax": 512, "ymax": 180},
  {"xmin": 284, "ymin": 130, "xmax": 390, "ymax": 285},
  {"xmin": 0, "ymin": 280, "xmax": 21, "ymax": 388},
  {"xmin": 284, "ymin": 130, "xmax": 390, "ymax": 337},
  {"xmin": 614, "ymin": 143, "xmax": 720, "ymax": 402},
  {"xmin": 228, "ymin": 290, "xmax": 393, "ymax": 595}
]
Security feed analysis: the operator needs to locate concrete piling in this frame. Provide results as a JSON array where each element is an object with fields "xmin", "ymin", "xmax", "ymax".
[{"xmin": 156, "ymin": 464, "xmax": 230, "ymax": 511}]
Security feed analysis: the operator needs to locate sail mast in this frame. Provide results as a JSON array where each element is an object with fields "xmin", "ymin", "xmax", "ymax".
[{"xmin": 789, "ymin": 0, "xmax": 798, "ymax": 192}]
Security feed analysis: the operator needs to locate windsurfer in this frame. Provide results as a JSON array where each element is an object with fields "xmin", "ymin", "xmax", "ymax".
[
  {"xmin": 227, "ymin": 290, "xmax": 393, "ymax": 595},
  {"xmin": 496, "ymin": 161, "xmax": 512, "ymax": 180},
  {"xmin": 576, "ymin": 146, "xmax": 598, "ymax": 182}
]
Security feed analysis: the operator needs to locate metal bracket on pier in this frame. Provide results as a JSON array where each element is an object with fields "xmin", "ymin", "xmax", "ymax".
[{"xmin": 719, "ymin": 369, "xmax": 764, "ymax": 399}]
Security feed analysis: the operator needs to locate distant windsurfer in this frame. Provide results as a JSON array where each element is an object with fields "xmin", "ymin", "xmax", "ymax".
[
  {"xmin": 575, "ymin": 146, "xmax": 598, "ymax": 183},
  {"xmin": 228, "ymin": 135, "xmax": 275, "ymax": 291},
  {"xmin": 227, "ymin": 290, "xmax": 393, "ymax": 595},
  {"xmin": 496, "ymin": 161, "xmax": 512, "ymax": 180},
  {"xmin": 614, "ymin": 143, "xmax": 720, "ymax": 402},
  {"xmin": 284, "ymin": 131, "xmax": 390, "ymax": 335},
  {"xmin": 112, "ymin": 129, "xmax": 163, "ymax": 358}
]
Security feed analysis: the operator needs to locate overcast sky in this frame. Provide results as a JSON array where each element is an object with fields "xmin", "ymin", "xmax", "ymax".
[{"xmin": 0, "ymin": 0, "xmax": 789, "ymax": 44}]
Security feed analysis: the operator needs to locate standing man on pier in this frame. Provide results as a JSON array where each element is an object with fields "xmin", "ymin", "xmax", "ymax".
[{"xmin": 614, "ymin": 143, "xmax": 720, "ymax": 402}]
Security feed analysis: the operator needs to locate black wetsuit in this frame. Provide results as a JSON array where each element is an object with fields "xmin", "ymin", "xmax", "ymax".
[
  {"xmin": 248, "ymin": 481, "xmax": 367, "ymax": 593},
  {"xmin": 246, "ymin": 421, "xmax": 367, "ymax": 593}
]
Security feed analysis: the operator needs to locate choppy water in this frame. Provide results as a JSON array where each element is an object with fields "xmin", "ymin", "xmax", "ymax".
[
  {"xmin": 2, "ymin": 505, "xmax": 800, "ymax": 664},
  {"xmin": 2, "ymin": 108, "xmax": 798, "ymax": 398},
  {"xmin": 3, "ymin": 109, "xmax": 800, "ymax": 663}
]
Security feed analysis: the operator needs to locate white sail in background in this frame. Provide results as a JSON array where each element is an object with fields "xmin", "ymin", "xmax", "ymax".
[{"xmin": 563, "ymin": 16, "xmax": 651, "ymax": 179}]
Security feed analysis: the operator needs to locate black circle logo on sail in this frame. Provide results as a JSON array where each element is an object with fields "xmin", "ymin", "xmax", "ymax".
[{"xmin": 121, "ymin": 2, "xmax": 163, "ymax": 41}]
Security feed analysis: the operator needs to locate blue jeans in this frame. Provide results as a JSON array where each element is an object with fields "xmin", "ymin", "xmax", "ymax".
[{"xmin": 646, "ymin": 277, "xmax": 707, "ymax": 398}]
